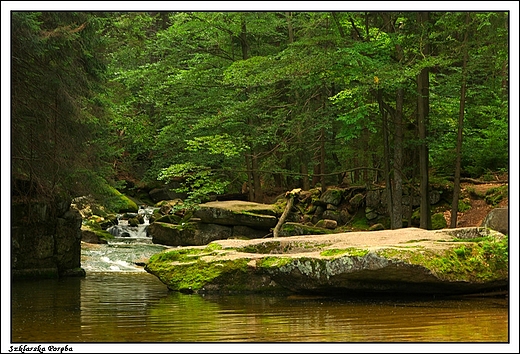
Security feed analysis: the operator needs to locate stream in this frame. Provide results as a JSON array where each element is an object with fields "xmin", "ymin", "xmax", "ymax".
[{"xmin": 9, "ymin": 210, "xmax": 510, "ymax": 349}]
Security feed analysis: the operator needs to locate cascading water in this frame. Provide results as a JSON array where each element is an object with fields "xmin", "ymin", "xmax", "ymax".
[
  {"xmin": 81, "ymin": 206, "xmax": 169, "ymax": 273},
  {"xmin": 106, "ymin": 205, "xmax": 154, "ymax": 242}
]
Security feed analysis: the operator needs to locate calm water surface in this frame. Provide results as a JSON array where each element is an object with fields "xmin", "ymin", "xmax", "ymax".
[
  {"xmin": 9, "ymin": 239, "xmax": 510, "ymax": 347},
  {"xmin": 11, "ymin": 272, "xmax": 508, "ymax": 343}
]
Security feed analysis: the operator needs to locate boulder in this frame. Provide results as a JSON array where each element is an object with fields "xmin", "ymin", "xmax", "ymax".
[
  {"xmin": 148, "ymin": 221, "xmax": 232, "ymax": 246},
  {"xmin": 12, "ymin": 200, "xmax": 84, "ymax": 279},
  {"xmin": 145, "ymin": 227, "xmax": 508, "ymax": 296},
  {"xmin": 193, "ymin": 200, "xmax": 278, "ymax": 230},
  {"xmin": 315, "ymin": 219, "xmax": 338, "ymax": 229},
  {"xmin": 81, "ymin": 229, "xmax": 108, "ymax": 244},
  {"xmin": 318, "ymin": 188, "xmax": 344, "ymax": 206},
  {"xmin": 481, "ymin": 208, "xmax": 508, "ymax": 235}
]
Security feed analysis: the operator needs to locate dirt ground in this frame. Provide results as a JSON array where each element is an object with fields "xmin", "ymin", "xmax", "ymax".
[{"xmin": 443, "ymin": 182, "xmax": 509, "ymax": 228}]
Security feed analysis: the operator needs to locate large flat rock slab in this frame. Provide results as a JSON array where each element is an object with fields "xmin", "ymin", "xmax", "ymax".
[
  {"xmin": 145, "ymin": 227, "xmax": 508, "ymax": 296},
  {"xmin": 193, "ymin": 200, "xmax": 278, "ymax": 230}
]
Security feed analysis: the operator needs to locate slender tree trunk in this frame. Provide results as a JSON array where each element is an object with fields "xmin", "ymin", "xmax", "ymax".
[
  {"xmin": 251, "ymin": 151, "xmax": 262, "ymax": 202},
  {"xmin": 417, "ymin": 11, "xmax": 431, "ymax": 230},
  {"xmin": 245, "ymin": 152, "xmax": 254, "ymax": 202},
  {"xmin": 319, "ymin": 127, "xmax": 326, "ymax": 191},
  {"xmin": 285, "ymin": 12, "xmax": 294, "ymax": 43},
  {"xmin": 301, "ymin": 159, "xmax": 310, "ymax": 190},
  {"xmin": 392, "ymin": 87, "xmax": 404, "ymax": 229},
  {"xmin": 451, "ymin": 12, "xmax": 470, "ymax": 228},
  {"xmin": 377, "ymin": 88, "xmax": 394, "ymax": 226},
  {"xmin": 240, "ymin": 17, "xmax": 262, "ymax": 202}
]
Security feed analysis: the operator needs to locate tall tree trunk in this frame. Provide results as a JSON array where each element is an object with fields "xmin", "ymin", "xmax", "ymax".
[
  {"xmin": 319, "ymin": 127, "xmax": 326, "ymax": 191},
  {"xmin": 451, "ymin": 12, "xmax": 470, "ymax": 228},
  {"xmin": 301, "ymin": 158, "xmax": 310, "ymax": 190},
  {"xmin": 377, "ymin": 88, "xmax": 394, "ymax": 226},
  {"xmin": 251, "ymin": 151, "xmax": 262, "ymax": 202},
  {"xmin": 240, "ymin": 17, "xmax": 262, "ymax": 202},
  {"xmin": 285, "ymin": 12, "xmax": 294, "ymax": 43},
  {"xmin": 392, "ymin": 87, "xmax": 404, "ymax": 229},
  {"xmin": 245, "ymin": 152, "xmax": 254, "ymax": 202},
  {"xmin": 417, "ymin": 11, "xmax": 431, "ymax": 230}
]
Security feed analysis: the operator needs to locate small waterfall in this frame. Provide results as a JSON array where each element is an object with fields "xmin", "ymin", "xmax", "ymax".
[
  {"xmin": 82, "ymin": 206, "xmax": 169, "ymax": 273},
  {"xmin": 106, "ymin": 206, "xmax": 156, "ymax": 244}
]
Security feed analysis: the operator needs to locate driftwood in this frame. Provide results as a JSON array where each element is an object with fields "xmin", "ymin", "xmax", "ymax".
[{"xmin": 273, "ymin": 188, "xmax": 301, "ymax": 238}]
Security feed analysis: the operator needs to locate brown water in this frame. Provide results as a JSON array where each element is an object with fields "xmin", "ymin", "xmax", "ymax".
[{"xmin": 10, "ymin": 272, "xmax": 509, "ymax": 345}]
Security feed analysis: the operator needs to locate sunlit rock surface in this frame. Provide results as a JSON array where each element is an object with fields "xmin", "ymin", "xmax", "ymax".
[{"xmin": 145, "ymin": 227, "xmax": 508, "ymax": 296}]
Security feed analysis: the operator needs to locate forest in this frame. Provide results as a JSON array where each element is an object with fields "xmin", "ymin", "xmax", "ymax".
[{"xmin": 10, "ymin": 11, "xmax": 510, "ymax": 230}]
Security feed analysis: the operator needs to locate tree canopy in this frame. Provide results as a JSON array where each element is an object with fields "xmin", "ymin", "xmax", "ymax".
[{"xmin": 9, "ymin": 10, "xmax": 511, "ymax": 227}]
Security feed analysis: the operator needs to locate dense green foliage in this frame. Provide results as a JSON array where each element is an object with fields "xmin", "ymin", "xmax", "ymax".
[
  {"xmin": 11, "ymin": 11, "xmax": 509, "ymax": 217},
  {"xmin": 11, "ymin": 12, "xmax": 117, "ymax": 201}
]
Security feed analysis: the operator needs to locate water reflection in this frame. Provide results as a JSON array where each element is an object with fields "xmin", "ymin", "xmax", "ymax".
[{"xmin": 11, "ymin": 272, "xmax": 508, "ymax": 343}]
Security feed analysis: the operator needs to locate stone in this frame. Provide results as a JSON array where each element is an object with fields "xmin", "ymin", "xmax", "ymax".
[
  {"xmin": 369, "ymin": 223, "xmax": 385, "ymax": 231},
  {"xmin": 232, "ymin": 225, "xmax": 270, "ymax": 239},
  {"xmin": 279, "ymin": 222, "xmax": 333, "ymax": 236},
  {"xmin": 319, "ymin": 188, "xmax": 344, "ymax": 206},
  {"xmin": 349, "ymin": 193, "xmax": 364, "ymax": 208},
  {"xmin": 193, "ymin": 200, "xmax": 278, "ymax": 230},
  {"xmin": 322, "ymin": 210, "xmax": 340, "ymax": 222},
  {"xmin": 148, "ymin": 221, "xmax": 233, "ymax": 246},
  {"xmin": 481, "ymin": 208, "xmax": 508, "ymax": 235},
  {"xmin": 12, "ymin": 200, "xmax": 84, "ymax": 279},
  {"xmin": 365, "ymin": 207, "xmax": 378, "ymax": 221},
  {"xmin": 315, "ymin": 219, "xmax": 338, "ymax": 229},
  {"xmin": 145, "ymin": 227, "xmax": 508, "ymax": 296},
  {"xmin": 81, "ymin": 229, "xmax": 108, "ymax": 244}
]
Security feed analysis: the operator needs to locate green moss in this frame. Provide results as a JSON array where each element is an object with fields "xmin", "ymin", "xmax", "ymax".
[
  {"xmin": 204, "ymin": 243, "xmax": 223, "ymax": 252},
  {"xmin": 101, "ymin": 184, "xmax": 138, "ymax": 213},
  {"xmin": 84, "ymin": 219, "xmax": 102, "ymax": 230},
  {"xmin": 431, "ymin": 213, "xmax": 447, "ymax": 230},
  {"xmin": 146, "ymin": 256, "xmax": 251, "ymax": 292},
  {"xmin": 280, "ymin": 223, "xmax": 333, "ymax": 236},
  {"xmin": 149, "ymin": 248, "xmax": 205, "ymax": 263},
  {"xmin": 376, "ymin": 235, "xmax": 508, "ymax": 282},
  {"xmin": 466, "ymin": 187, "xmax": 484, "ymax": 199},
  {"xmin": 92, "ymin": 229, "xmax": 114, "ymax": 241},
  {"xmin": 237, "ymin": 241, "xmax": 280, "ymax": 254},
  {"xmin": 320, "ymin": 248, "xmax": 369, "ymax": 257},
  {"xmin": 155, "ymin": 214, "xmax": 181, "ymax": 224},
  {"xmin": 458, "ymin": 199, "xmax": 472, "ymax": 212},
  {"xmin": 272, "ymin": 199, "xmax": 287, "ymax": 215},
  {"xmin": 346, "ymin": 207, "xmax": 371, "ymax": 230},
  {"xmin": 485, "ymin": 185, "xmax": 508, "ymax": 206},
  {"xmin": 404, "ymin": 239, "xmax": 431, "ymax": 243},
  {"xmin": 257, "ymin": 256, "xmax": 294, "ymax": 268}
]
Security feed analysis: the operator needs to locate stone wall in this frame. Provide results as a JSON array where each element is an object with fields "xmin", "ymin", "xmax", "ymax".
[{"xmin": 11, "ymin": 199, "xmax": 85, "ymax": 280}]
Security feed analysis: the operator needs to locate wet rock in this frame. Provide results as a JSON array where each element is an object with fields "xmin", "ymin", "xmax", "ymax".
[{"xmin": 81, "ymin": 229, "xmax": 108, "ymax": 244}]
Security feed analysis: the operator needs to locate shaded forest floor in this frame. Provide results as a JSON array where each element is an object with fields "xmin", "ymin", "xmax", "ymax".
[{"xmin": 443, "ymin": 181, "xmax": 509, "ymax": 228}]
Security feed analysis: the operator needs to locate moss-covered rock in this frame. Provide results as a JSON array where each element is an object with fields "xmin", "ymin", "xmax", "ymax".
[
  {"xmin": 145, "ymin": 227, "xmax": 508, "ymax": 296},
  {"xmin": 145, "ymin": 245, "xmax": 285, "ymax": 294}
]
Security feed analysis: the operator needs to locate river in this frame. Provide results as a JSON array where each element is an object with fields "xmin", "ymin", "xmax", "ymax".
[{"xmin": 8, "ymin": 222, "xmax": 512, "ymax": 352}]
